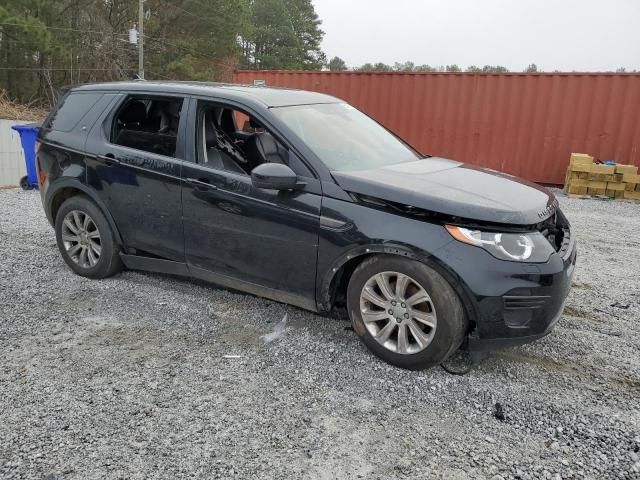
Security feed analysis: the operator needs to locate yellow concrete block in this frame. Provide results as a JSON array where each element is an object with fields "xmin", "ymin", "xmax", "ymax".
[
  {"xmin": 570, "ymin": 153, "xmax": 594, "ymax": 166},
  {"xmin": 587, "ymin": 173, "xmax": 607, "ymax": 181},
  {"xmin": 591, "ymin": 164, "xmax": 616, "ymax": 174},
  {"xmin": 615, "ymin": 164, "xmax": 638, "ymax": 175},
  {"xmin": 567, "ymin": 184, "xmax": 588, "ymax": 195},
  {"xmin": 566, "ymin": 171, "xmax": 589, "ymax": 180},
  {"xmin": 570, "ymin": 163, "xmax": 592, "ymax": 173},
  {"xmin": 623, "ymin": 190, "xmax": 640, "ymax": 200},
  {"xmin": 605, "ymin": 189, "xmax": 624, "ymax": 199}
]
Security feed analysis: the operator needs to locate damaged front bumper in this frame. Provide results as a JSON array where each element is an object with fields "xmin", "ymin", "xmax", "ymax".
[
  {"xmin": 469, "ymin": 236, "xmax": 576, "ymax": 353},
  {"xmin": 436, "ymin": 217, "xmax": 577, "ymax": 355}
]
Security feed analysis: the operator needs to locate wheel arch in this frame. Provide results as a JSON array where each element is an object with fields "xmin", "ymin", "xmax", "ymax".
[
  {"xmin": 47, "ymin": 179, "xmax": 124, "ymax": 246},
  {"xmin": 319, "ymin": 244, "xmax": 479, "ymax": 333}
]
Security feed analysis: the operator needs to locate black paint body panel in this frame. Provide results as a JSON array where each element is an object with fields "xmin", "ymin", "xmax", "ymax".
[
  {"xmin": 332, "ymin": 158, "xmax": 559, "ymax": 225},
  {"xmin": 37, "ymin": 81, "xmax": 576, "ymax": 352}
]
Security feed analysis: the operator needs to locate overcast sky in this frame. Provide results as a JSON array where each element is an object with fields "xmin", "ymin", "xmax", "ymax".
[{"xmin": 313, "ymin": 0, "xmax": 640, "ymax": 71}]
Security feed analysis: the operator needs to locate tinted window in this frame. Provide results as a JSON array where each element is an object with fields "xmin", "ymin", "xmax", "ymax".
[
  {"xmin": 46, "ymin": 92, "xmax": 103, "ymax": 132},
  {"xmin": 111, "ymin": 96, "xmax": 184, "ymax": 158}
]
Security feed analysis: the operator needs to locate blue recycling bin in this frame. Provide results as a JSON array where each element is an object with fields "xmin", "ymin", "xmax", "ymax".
[{"xmin": 11, "ymin": 123, "xmax": 40, "ymax": 190}]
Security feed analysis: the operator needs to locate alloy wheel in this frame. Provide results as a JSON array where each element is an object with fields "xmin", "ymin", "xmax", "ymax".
[
  {"xmin": 359, "ymin": 271, "xmax": 437, "ymax": 355},
  {"xmin": 61, "ymin": 210, "xmax": 102, "ymax": 268}
]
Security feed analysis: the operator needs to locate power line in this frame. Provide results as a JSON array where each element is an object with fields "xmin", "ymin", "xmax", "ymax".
[
  {"xmin": 183, "ymin": 0, "xmax": 236, "ymax": 16},
  {"xmin": 146, "ymin": 70, "xmax": 174, "ymax": 81},
  {"xmin": 155, "ymin": 0, "xmax": 239, "ymax": 24},
  {"xmin": 156, "ymin": 0, "xmax": 200, "ymax": 19},
  {"xmin": 0, "ymin": 67, "xmax": 128, "ymax": 71},
  {"xmin": 0, "ymin": 22, "xmax": 129, "ymax": 37},
  {"xmin": 143, "ymin": 35, "xmax": 231, "ymax": 69}
]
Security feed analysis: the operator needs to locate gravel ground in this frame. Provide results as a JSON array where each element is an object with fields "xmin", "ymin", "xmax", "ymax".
[{"xmin": 0, "ymin": 188, "xmax": 639, "ymax": 480}]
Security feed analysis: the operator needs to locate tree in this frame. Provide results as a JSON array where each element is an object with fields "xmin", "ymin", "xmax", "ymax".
[
  {"xmin": 413, "ymin": 64, "xmax": 437, "ymax": 72},
  {"xmin": 355, "ymin": 63, "xmax": 374, "ymax": 72},
  {"xmin": 445, "ymin": 64, "xmax": 461, "ymax": 72},
  {"xmin": 373, "ymin": 62, "xmax": 393, "ymax": 72},
  {"xmin": 239, "ymin": 0, "xmax": 326, "ymax": 70},
  {"xmin": 524, "ymin": 63, "xmax": 538, "ymax": 73},
  {"xmin": 328, "ymin": 56, "xmax": 347, "ymax": 71},
  {"xmin": 393, "ymin": 61, "xmax": 415, "ymax": 72},
  {"xmin": 465, "ymin": 65, "xmax": 482, "ymax": 72},
  {"xmin": 482, "ymin": 65, "xmax": 509, "ymax": 73},
  {"xmin": 0, "ymin": 0, "xmax": 246, "ymax": 104},
  {"xmin": 1, "ymin": 0, "xmax": 327, "ymax": 104}
]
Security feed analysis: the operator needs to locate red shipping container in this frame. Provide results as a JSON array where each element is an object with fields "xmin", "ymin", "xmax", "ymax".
[{"xmin": 233, "ymin": 71, "xmax": 640, "ymax": 185}]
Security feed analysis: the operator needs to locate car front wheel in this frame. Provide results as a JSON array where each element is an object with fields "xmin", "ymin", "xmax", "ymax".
[{"xmin": 347, "ymin": 255, "xmax": 467, "ymax": 370}]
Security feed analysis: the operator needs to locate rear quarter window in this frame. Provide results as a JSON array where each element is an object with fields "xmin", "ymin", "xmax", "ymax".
[{"xmin": 45, "ymin": 92, "xmax": 103, "ymax": 132}]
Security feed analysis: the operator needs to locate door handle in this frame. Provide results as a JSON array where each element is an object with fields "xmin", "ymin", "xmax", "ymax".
[
  {"xmin": 97, "ymin": 153, "xmax": 119, "ymax": 166},
  {"xmin": 186, "ymin": 177, "xmax": 216, "ymax": 190}
]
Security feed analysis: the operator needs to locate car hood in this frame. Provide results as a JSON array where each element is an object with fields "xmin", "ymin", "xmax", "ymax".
[{"xmin": 332, "ymin": 157, "xmax": 558, "ymax": 225}]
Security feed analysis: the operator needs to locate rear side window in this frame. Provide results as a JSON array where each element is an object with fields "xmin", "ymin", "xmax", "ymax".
[
  {"xmin": 45, "ymin": 92, "xmax": 103, "ymax": 132},
  {"xmin": 110, "ymin": 96, "xmax": 184, "ymax": 158}
]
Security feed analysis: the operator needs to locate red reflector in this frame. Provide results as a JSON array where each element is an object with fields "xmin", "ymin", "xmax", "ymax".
[{"xmin": 36, "ymin": 154, "xmax": 47, "ymax": 186}]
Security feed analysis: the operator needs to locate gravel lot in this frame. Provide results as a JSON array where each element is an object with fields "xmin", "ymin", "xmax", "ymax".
[{"xmin": 0, "ymin": 188, "xmax": 639, "ymax": 480}]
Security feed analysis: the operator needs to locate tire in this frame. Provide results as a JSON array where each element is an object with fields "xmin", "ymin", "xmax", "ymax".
[
  {"xmin": 19, "ymin": 176, "xmax": 31, "ymax": 190},
  {"xmin": 347, "ymin": 255, "xmax": 467, "ymax": 370},
  {"xmin": 54, "ymin": 195, "xmax": 122, "ymax": 279}
]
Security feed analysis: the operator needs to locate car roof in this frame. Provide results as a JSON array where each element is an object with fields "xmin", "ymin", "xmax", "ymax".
[{"xmin": 71, "ymin": 81, "xmax": 341, "ymax": 108}]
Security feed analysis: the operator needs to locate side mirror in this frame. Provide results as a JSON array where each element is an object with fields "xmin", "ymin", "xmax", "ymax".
[{"xmin": 251, "ymin": 163, "xmax": 298, "ymax": 190}]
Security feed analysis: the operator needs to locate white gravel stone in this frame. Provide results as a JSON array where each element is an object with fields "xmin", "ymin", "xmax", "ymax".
[{"xmin": 0, "ymin": 188, "xmax": 639, "ymax": 479}]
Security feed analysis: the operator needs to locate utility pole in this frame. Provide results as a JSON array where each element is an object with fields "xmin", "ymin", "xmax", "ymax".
[{"xmin": 138, "ymin": 0, "xmax": 144, "ymax": 79}]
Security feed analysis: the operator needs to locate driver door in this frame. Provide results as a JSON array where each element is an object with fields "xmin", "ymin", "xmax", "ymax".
[{"xmin": 181, "ymin": 98, "xmax": 322, "ymax": 309}]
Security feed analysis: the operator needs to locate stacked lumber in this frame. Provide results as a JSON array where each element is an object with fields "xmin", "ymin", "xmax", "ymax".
[{"xmin": 564, "ymin": 153, "xmax": 640, "ymax": 201}]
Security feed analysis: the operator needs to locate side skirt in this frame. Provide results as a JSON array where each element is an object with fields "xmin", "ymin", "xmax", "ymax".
[
  {"xmin": 189, "ymin": 266, "xmax": 318, "ymax": 313},
  {"xmin": 119, "ymin": 254, "xmax": 318, "ymax": 313},
  {"xmin": 120, "ymin": 254, "xmax": 190, "ymax": 276}
]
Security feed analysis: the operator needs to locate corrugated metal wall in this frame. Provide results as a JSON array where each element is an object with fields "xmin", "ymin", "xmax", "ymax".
[
  {"xmin": 233, "ymin": 71, "xmax": 640, "ymax": 184},
  {"xmin": 0, "ymin": 119, "xmax": 29, "ymax": 187}
]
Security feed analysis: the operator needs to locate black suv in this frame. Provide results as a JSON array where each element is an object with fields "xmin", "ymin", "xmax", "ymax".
[{"xmin": 37, "ymin": 81, "xmax": 576, "ymax": 370}]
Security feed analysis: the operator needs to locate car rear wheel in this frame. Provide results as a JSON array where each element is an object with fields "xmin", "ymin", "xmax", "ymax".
[
  {"xmin": 347, "ymin": 255, "xmax": 467, "ymax": 370},
  {"xmin": 55, "ymin": 195, "xmax": 122, "ymax": 279}
]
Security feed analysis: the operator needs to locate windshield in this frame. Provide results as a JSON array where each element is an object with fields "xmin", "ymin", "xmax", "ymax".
[{"xmin": 271, "ymin": 103, "xmax": 422, "ymax": 171}]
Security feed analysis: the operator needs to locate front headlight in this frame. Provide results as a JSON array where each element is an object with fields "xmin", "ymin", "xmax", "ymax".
[{"xmin": 445, "ymin": 225, "xmax": 555, "ymax": 262}]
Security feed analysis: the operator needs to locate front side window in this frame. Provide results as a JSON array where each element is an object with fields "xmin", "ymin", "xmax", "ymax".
[
  {"xmin": 271, "ymin": 103, "xmax": 422, "ymax": 172},
  {"xmin": 111, "ymin": 96, "xmax": 184, "ymax": 158},
  {"xmin": 197, "ymin": 103, "xmax": 312, "ymax": 177}
]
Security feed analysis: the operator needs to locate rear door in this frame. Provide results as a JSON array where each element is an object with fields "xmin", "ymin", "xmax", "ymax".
[
  {"xmin": 85, "ymin": 93, "xmax": 188, "ymax": 262},
  {"xmin": 180, "ymin": 98, "xmax": 321, "ymax": 309}
]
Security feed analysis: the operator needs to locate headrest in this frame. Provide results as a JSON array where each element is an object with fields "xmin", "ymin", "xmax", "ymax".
[
  {"xmin": 120, "ymin": 100, "xmax": 146, "ymax": 124},
  {"xmin": 254, "ymin": 132, "xmax": 287, "ymax": 164},
  {"xmin": 165, "ymin": 101, "xmax": 181, "ymax": 117}
]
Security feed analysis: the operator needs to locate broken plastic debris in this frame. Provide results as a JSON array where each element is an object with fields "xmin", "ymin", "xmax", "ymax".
[
  {"xmin": 261, "ymin": 313, "xmax": 288, "ymax": 343},
  {"xmin": 222, "ymin": 355, "xmax": 242, "ymax": 359}
]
